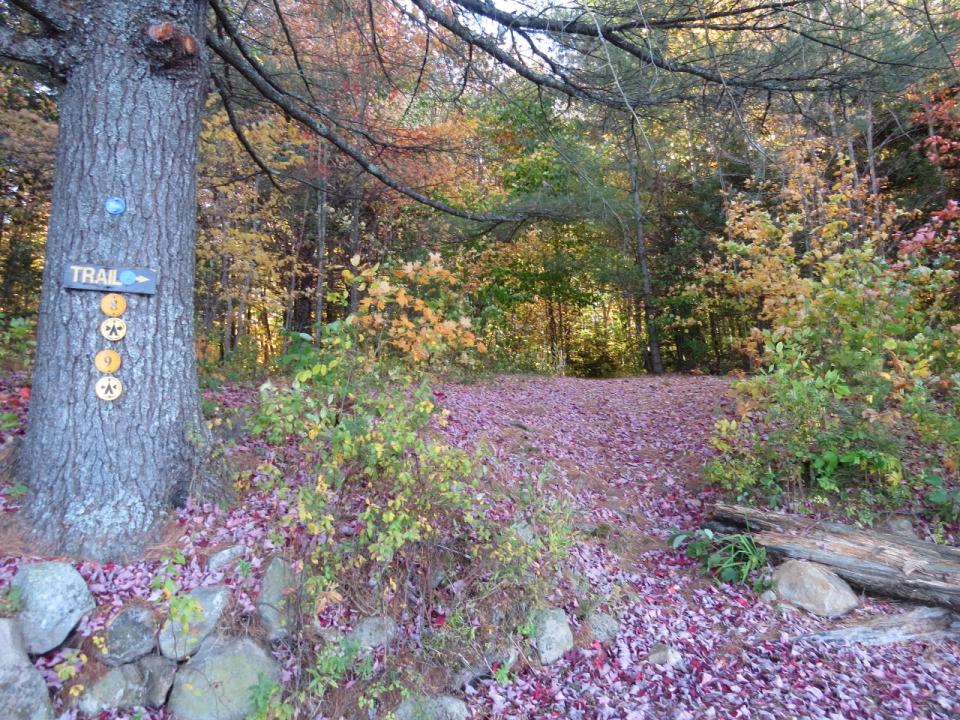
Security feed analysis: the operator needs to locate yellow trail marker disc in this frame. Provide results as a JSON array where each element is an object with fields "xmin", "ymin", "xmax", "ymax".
[
  {"xmin": 94, "ymin": 348, "xmax": 122, "ymax": 374},
  {"xmin": 94, "ymin": 375, "xmax": 123, "ymax": 401},
  {"xmin": 100, "ymin": 317, "xmax": 127, "ymax": 342},
  {"xmin": 100, "ymin": 293, "xmax": 127, "ymax": 317}
]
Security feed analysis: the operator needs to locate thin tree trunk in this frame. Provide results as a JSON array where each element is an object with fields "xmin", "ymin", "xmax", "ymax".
[
  {"xmin": 20, "ymin": 0, "xmax": 214, "ymax": 561},
  {"xmin": 222, "ymin": 256, "xmax": 233, "ymax": 356},
  {"xmin": 347, "ymin": 189, "xmax": 361, "ymax": 316},
  {"xmin": 314, "ymin": 142, "xmax": 328, "ymax": 342},
  {"xmin": 627, "ymin": 121, "xmax": 664, "ymax": 375}
]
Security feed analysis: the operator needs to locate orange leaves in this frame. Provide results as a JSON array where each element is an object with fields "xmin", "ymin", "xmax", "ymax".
[{"xmin": 349, "ymin": 256, "xmax": 484, "ymax": 366}]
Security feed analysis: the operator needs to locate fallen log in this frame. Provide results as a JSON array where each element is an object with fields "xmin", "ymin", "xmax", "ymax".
[{"xmin": 712, "ymin": 503, "xmax": 960, "ymax": 611}]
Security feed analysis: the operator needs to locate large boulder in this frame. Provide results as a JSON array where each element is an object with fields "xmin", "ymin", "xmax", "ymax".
[
  {"xmin": 12, "ymin": 561, "xmax": 95, "ymax": 654},
  {"xmin": 773, "ymin": 560, "xmax": 859, "ymax": 618},
  {"xmin": 257, "ymin": 557, "xmax": 298, "ymax": 642},
  {"xmin": 104, "ymin": 605, "xmax": 157, "ymax": 666},
  {"xmin": 159, "ymin": 585, "xmax": 230, "ymax": 661},
  {"xmin": 394, "ymin": 695, "xmax": 469, "ymax": 720},
  {"xmin": 345, "ymin": 616, "xmax": 397, "ymax": 653},
  {"xmin": 167, "ymin": 637, "xmax": 280, "ymax": 720},
  {"xmin": 0, "ymin": 666, "xmax": 54, "ymax": 720},
  {"xmin": 77, "ymin": 664, "xmax": 146, "ymax": 715},
  {"xmin": 530, "ymin": 608, "xmax": 573, "ymax": 665},
  {"xmin": 0, "ymin": 618, "xmax": 53, "ymax": 720}
]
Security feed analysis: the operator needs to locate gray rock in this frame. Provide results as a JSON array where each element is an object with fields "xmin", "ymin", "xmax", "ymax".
[
  {"xmin": 0, "ymin": 665, "xmax": 54, "ymax": 720},
  {"xmin": 531, "ymin": 607, "xmax": 573, "ymax": 665},
  {"xmin": 167, "ymin": 637, "xmax": 280, "ymax": 720},
  {"xmin": 759, "ymin": 590, "xmax": 777, "ymax": 604},
  {"xmin": 138, "ymin": 655, "xmax": 177, "ymax": 707},
  {"xmin": 586, "ymin": 611, "xmax": 619, "ymax": 644},
  {"xmin": 510, "ymin": 520, "xmax": 540, "ymax": 546},
  {"xmin": 345, "ymin": 616, "xmax": 397, "ymax": 652},
  {"xmin": 647, "ymin": 643, "xmax": 682, "ymax": 667},
  {"xmin": 394, "ymin": 695, "xmax": 469, "ymax": 720},
  {"xmin": 207, "ymin": 545, "xmax": 246, "ymax": 573},
  {"xmin": 12, "ymin": 561, "xmax": 95, "ymax": 654},
  {"xmin": 0, "ymin": 618, "xmax": 30, "ymax": 668},
  {"xmin": 450, "ymin": 644, "xmax": 518, "ymax": 689},
  {"xmin": 159, "ymin": 585, "xmax": 230, "ymax": 660},
  {"xmin": 257, "ymin": 557, "xmax": 298, "ymax": 642},
  {"xmin": 104, "ymin": 605, "xmax": 157, "ymax": 666},
  {"xmin": 77, "ymin": 664, "xmax": 146, "ymax": 715},
  {"xmin": 773, "ymin": 560, "xmax": 858, "ymax": 618}
]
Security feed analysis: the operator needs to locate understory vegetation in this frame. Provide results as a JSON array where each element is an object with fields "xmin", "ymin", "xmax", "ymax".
[{"xmin": 237, "ymin": 258, "xmax": 575, "ymax": 715}]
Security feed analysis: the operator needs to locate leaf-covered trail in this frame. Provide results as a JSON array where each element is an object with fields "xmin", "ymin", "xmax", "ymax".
[
  {"xmin": 1, "ymin": 374, "xmax": 959, "ymax": 719},
  {"xmin": 437, "ymin": 375, "xmax": 727, "ymax": 542},
  {"xmin": 435, "ymin": 375, "xmax": 960, "ymax": 720}
]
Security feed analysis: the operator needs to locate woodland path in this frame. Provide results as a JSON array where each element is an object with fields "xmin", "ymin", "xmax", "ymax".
[
  {"xmin": 435, "ymin": 375, "xmax": 960, "ymax": 720},
  {"xmin": 0, "ymin": 373, "xmax": 959, "ymax": 719}
]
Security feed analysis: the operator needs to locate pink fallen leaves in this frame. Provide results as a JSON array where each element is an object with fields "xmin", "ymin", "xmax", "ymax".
[{"xmin": 1, "ymin": 375, "xmax": 959, "ymax": 718}]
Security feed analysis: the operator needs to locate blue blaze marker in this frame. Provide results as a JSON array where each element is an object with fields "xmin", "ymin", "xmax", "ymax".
[
  {"xmin": 104, "ymin": 197, "xmax": 127, "ymax": 215},
  {"xmin": 119, "ymin": 269, "xmax": 137, "ymax": 286}
]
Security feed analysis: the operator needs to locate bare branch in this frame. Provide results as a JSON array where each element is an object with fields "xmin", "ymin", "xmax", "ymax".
[
  {"xmin": 8, "ymin": 0, "xmax": 71, "ymax": 33},
  {"xmin": 211, "ymin": 71, "xmax": 285, "ymax": 191},
  {"xmin": 403, "ymin": 0, "xmax": 684, "ymax": 107},
  {"xmin": 206, "ymin": 30, "xmax": 524, "ymax": 224}
]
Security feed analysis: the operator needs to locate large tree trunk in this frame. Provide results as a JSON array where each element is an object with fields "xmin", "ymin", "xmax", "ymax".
[{"xmin": 20, "ymin": 0, "xmax": 213, "ymax": 561}]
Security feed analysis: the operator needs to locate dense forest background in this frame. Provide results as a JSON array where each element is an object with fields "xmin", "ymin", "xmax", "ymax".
[{"xmin": 2, "ymin": 1, "xmax": 956, "ymax": 380}]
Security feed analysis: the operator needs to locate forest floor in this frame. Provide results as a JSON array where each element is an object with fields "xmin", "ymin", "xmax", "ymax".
[{"xmin": 1, "ymin": 373, "xmax": 960, "ymax": 719}]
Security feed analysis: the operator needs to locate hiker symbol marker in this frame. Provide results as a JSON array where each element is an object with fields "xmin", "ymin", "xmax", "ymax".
[
  {"xmin": 100, "ymin": 317, "xmax": 127, "ymax": 341},
  {"xmin": 95, "ymin": 376, "xmax": 123, "ymax": 401}
]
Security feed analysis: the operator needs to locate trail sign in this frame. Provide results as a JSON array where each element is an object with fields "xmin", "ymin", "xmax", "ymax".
[{"xmin": 63, "ymin": 263, "xmax": 157, "ymax": 295}]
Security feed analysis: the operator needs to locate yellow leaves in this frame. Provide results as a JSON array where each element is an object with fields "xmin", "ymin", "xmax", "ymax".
[
  {"xmin": 92, "ymin": 635, "xmax": 109, "ymax": 657},
  {"xmin": 821, "ymin": 220, "xmax": 848, "ymax": 239}
]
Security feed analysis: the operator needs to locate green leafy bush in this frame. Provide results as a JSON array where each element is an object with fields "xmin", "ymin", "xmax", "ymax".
[
  {"xmin": 705, "ymin": 149, "xmax": 960, "ymax": 521},
  {"xmin": 248, "ymin": 260, "xmax": 571, "ymax": 713},
  {"xmin": 669, "ymin": 528, "xmax": 770, "ymax": 591}
]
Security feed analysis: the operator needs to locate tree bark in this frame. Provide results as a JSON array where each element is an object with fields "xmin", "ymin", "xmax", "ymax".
[
  {"xmin": 712, "ymin": 504, "xmax": 960, "ymax": 611},
  {"xmin": 19, "ymin": 0, "xmax": 213, "ymax": 561}
]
